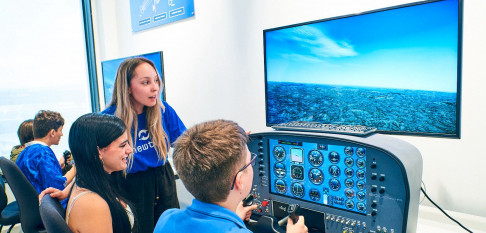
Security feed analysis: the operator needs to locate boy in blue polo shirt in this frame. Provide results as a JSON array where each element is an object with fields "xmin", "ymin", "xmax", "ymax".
[
  {"xmin": 154, "ymin": 119, "xmax": 308, "ymax": 233},
  {"xmin": 16, "ymin": 110, "xmax": 76, "ymax": 193}
]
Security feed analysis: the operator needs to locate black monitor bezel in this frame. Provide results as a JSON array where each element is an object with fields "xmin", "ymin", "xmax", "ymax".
[{"xmin": 263, "ymin": 0, "xmax": 463, "ymax": 138}]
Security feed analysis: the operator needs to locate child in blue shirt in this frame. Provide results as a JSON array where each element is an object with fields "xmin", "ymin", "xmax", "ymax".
[
  {"xmin": 16, "ymin": 110, "xmax": 76, "ymax": 193},
  {"xmin": 154, "ymin": 120, "xmax": 308, "ymax": 233}
]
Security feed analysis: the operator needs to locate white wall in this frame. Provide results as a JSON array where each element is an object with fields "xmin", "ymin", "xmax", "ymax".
[{"xmin": 91, "ymin": 0, "xmax": 486, "ymax": 219}]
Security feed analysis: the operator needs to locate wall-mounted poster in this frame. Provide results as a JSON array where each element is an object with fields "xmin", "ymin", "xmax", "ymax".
[{"xmin": 130, "ymin": 0, "xmax": 195, "ymax": 32}]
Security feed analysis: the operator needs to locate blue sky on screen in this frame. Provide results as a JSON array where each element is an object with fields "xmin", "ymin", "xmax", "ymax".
[{"xmin": 265, "ymin": 0, "xmax": 458, "ymax": 93}]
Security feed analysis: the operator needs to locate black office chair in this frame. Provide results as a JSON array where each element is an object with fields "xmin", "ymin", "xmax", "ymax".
[
  {"xmin": 40, "ymin": 195, "xmax": 72, "ymax": 233},
  {"xmin": 0, "ymin": 157, "xmax": 46, "ymax": 233},
  {"xmin": 0, "ymin": 175, "xmax": 20, "ymax": 233}
]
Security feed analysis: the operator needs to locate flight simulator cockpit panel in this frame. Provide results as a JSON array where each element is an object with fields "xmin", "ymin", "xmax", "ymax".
[{"xmin": 247, "ymin": 131, "xmax": 422, "ymax": 233}]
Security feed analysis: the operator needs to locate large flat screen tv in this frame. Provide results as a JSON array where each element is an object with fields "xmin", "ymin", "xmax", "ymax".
[
  {"xmin": 264, "ymin": 0, "xmax": 462, "ymax": 138},
  {"xmin": 101, "ymin": 51, "xmax": 165, "ymax": 105}
]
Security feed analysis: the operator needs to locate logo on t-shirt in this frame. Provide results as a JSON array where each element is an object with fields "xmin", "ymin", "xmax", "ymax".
[
  {"xmin": 135, "ymin": 129, "xmax": 155, "ymax": 154},
  {"xmin": 138, "ymin": 129, "xmax": 150, "ymax": 141}
]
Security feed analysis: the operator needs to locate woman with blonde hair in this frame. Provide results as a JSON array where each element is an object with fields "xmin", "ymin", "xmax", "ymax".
[{"xmin": 102, "ymin": 57, "xmax": 186, "ymax": 233}]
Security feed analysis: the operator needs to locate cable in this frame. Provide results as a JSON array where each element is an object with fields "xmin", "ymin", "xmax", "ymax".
[
  {"xmin": 420, "ymin": 187, "xmax": 473, "ymax": 233},
  {"xmin": 420, "ymin": 180, "xmax": 426, "ymax": 204}
]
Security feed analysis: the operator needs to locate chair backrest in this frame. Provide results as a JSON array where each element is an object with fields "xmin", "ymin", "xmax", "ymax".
[
  {"xmin": 0, "ymin": 157, "xmax": 44, "ymax": 233},
  {"xmin": 0, "ymin": 176, "xmax": 8, "ymax": 211},
  {"xmin": 40, "ymin": 195, "xmax": 72, "ymax": 233},
  {"xmin": 0, "ymin": 174, "xmax": 21, "ymax": 231}
]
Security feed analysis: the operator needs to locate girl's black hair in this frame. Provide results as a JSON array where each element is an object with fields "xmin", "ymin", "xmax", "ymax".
[{"xmin": 68, "ymin": 113, "xmax": 135, "ymax": 233}]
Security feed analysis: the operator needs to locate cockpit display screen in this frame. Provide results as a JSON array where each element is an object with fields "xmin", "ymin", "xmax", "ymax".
[
  {"xmin": 268, "ymin": 139, "xmax": 367, "ymax": 214},
  {"xmin": 290, "ymin": 148, "xmax": 304, "ymax": 163}
]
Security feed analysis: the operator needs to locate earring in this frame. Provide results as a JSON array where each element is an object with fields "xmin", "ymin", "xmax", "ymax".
[{"xmin": 98, "ymin": 146, "xmax": 104, "ymax": 165}]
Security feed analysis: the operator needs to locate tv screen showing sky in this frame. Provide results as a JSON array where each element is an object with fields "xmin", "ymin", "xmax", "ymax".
[{"xmin": 264, "ymin": 0, "xmax": 461, "ymax": 137}]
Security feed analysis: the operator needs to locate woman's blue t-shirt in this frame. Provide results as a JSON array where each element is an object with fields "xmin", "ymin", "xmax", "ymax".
[{"xmin": 102, "ymin": 101, "xmax": 186, "ymax": 173}]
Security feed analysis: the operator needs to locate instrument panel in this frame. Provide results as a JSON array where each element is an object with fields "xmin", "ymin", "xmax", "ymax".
[
  {"xmin": 247, "ymin": 131, "xmax": 422, "ymax": 233},
  {"xmin": 268, "ymin": 139, "xmax": 368, "ymax": 214}
]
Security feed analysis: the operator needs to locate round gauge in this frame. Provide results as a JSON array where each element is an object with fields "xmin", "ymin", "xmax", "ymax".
[
  {"xmin": 309, "ymin": 168, "xmax": 324, "ymax": 185},
  {"xmin": 356, "ymin": 180, "xmax": 366, "ymax": 190},
  {"xmin": 308, "ymin": 150, "xmax": 323, "ymax": 167},
  {"xmin": 357, "ymin": 191, "xmax": 366, "ymax": 201},
  {"xmin": 357, "ymin": 202, "xmax": 366, "ymax": 212},
  {"xmin": 291, "ymin": 182, "xmax": 305, "ymax": 198},
  {"xmin": 345, "ymin": 178, "xmax": 354, "ymax": 188},
  {"xmin": 273, "ymin": 146, "xmax": 286, "ymax": 161},
  {"xmin": 345, "ymin": 199, "xmax": 355, "ymax": 210},
  {"xmin": 356, "ymin": 158, "xmax": 366, "ymax": 168},
  {"xmin": 345, "ymin": 188, "xmax": 355, "ymax": 198},
  {"xmin": 329, "ymin": 178, "xmax": 341, "ymax": 191},
  {"xmin": 274, "ymin": 179, "xmax": 287, "ymax": 194},
  {"xmin": 291, "ymin": 165, "xmax": 304, "ymax": 180},
  {"xmin": 356, "ymin": 169, "xmax": 365, "ymax": 180},
  {"xmin": 344, "ymin": 157, "xmax": 354, "ymax": 167},
  {"xmin": 356, "ymin": 148, "xmax": 366, "ymax": 157},
  {"xmin": 309, "ymin": 188, "xmax": 321, "ymax": 202},
  {"xmin": 328, "ymin": 165, "xmax": 341, "ymax": 178},
  {"xmin": 344, "ymin": 168, "xmax": 354, "ymax": 178},
  {"xmin": 328, "ymin": 151, "xmax": 340, "ymax": 163},
  {"xmin": 344, "ymin": 146, "xmax": 354, "ymax": 156},
  {"xmin": 273, "ymin": 162, "xmax": 286, "ymax": 178}
]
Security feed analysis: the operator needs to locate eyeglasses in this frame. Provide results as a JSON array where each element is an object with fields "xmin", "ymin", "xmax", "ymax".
[{"xmin": 230, "ymin": 153, "xmax": 257, "ymax": 190}]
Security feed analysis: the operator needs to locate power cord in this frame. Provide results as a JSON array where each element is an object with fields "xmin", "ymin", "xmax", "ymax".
[
  {"xmin": 420, "ymin": 187, "xmax": 473, "ymax": 233},
  {"xmin": 420, "ymin": 180, "xmax": 426, "ymax": 204}
]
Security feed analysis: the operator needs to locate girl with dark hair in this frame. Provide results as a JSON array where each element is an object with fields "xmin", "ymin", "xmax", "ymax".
[{"xmin": 64, "ymin": 113, "xmax": 135, "ymax": 233}]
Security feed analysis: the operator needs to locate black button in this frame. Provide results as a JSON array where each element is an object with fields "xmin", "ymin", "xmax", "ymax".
[{"xmin": 379, "ymin": 187, "xmax": 385, "ymax": 194}]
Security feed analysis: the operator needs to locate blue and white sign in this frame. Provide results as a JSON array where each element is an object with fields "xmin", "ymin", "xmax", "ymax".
[{"xmin": 130, "ymin": 0, "xmax": 195, "ymax": 32}]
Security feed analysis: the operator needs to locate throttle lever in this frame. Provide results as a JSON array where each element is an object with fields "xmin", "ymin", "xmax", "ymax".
[
  {"xmin": 243, "ymin": 194, "xmax": 254, "ymax": 207},
  {"xmin": 277, "ymin": 204, "xmax": 300, "ymax": 226}
]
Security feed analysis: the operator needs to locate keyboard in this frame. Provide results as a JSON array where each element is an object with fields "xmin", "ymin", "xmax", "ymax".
[{"xmin": 271, "ymin": 121, "xmax": 377, "ymax": 136}]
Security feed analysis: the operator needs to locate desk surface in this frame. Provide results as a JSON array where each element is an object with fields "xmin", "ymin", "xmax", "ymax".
[{"xmin": 417, "ymin": 205, "xmax": 485, "ymax": 233}]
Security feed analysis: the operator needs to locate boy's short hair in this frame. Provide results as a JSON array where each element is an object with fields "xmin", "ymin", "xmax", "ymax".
[
  {"xmin": 17, "ymin": 119, "xmax": 34, "ymax": 145},
  {"xmin": 173, "ymin": 119, "xmax": 248, "ymax": 203},
  {"xmin": 33, "ymin": 110, "xmax": 64, "ymax": 139}
]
